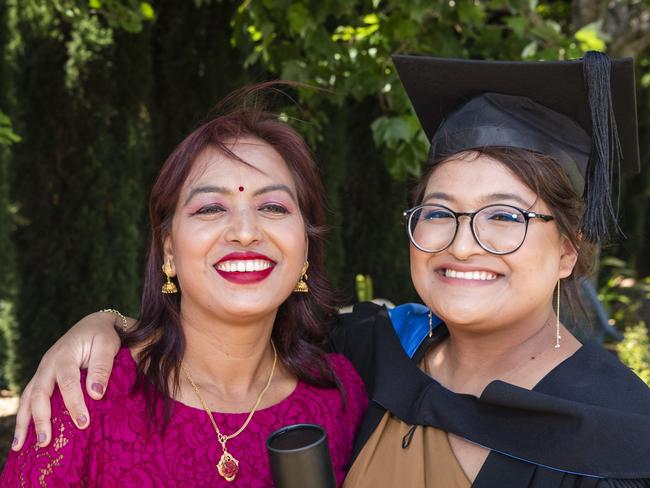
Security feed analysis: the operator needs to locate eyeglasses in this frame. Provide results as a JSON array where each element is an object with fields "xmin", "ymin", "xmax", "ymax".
[{"xmin": 404, "ymin": 203, "xmax": 555, "ymax": 255}]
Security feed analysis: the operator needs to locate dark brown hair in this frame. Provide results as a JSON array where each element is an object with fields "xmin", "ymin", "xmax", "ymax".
[
  {"xmin": 123, "ymin": 84, "xmax": 342, "ymax": 424},
  {"xmin": 412, "ymin": 147, "xmax": 596, "ymax": 319}
]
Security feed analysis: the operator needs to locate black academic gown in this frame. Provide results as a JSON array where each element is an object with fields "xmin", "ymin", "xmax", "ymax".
[{"xmin": 331, "ymin": 302, "xmax": 650, "ymax": 488}]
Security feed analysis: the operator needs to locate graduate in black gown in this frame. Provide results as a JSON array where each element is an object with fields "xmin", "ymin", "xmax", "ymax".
[
  {"xmin": 10, "ymin": 52, "xmax": 650, "ymax": 487},
  {"xmin": 336, "ymin": 52, "xmax": 650, "ymax": 487}
]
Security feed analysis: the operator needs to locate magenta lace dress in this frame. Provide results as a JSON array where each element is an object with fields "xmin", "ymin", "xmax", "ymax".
[{"xmin": 1, "ymin": 348, "xmax": 367, "ymax": 487}]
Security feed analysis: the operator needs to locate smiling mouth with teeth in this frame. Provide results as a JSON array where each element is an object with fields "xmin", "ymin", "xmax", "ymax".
[
  {"xmin": 215, "ymin": 259, "xmax": 274, "ymax": 273},
  {"xmin": 442, "ymin": 269, "xmax": 498, "ymax": 281}
]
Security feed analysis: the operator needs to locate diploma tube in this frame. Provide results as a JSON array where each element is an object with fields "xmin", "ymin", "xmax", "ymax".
[{"xmin": 266, "ymin": 423, "xmax": 337, "ymax": 488}]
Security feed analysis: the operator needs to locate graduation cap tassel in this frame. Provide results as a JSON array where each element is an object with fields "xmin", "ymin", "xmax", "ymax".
[{"xmin": 580, "ymin": 51, "xmax": 622, "ymax": 243}]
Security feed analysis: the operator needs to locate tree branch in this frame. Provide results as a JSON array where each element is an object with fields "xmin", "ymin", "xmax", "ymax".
[
  {"xmin": 572, "ymin": 0, "xmax": 609, "ymax": 29},
  {"xmin": 604, "ymin": 2, "xmax": 650, "ymax": 58},
  {"xmin": 573, "ymin": 0, "xmax": 650, "ymax": 58}
]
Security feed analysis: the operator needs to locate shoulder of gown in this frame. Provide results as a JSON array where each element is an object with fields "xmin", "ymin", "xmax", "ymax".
[
  {"xmin": 369, "ymin": 316, "xmax": 650, "ymax": 480},
  {"xmin": 334, "ymin": 303, "xmax": 650, "ymax": 482}
]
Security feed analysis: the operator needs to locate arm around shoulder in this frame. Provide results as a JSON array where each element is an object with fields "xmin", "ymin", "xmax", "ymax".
[
  {"xmin": 2, "ymin": 385, "xmax": 94, "ymax": 485},
  {"xmin": 11, "ymin": 310, "xmax": 128, "ymax": 451}
]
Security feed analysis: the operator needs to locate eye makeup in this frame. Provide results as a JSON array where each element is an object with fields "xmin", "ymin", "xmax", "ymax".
[
  {"xmin": 183, "ymin": 184, "xmax": 298, "ymax": 216},
  {"xmin": 255, "ymin": 193, "xmax": 296, "ymax": 213},
  {"xmin": 185, "ymin": 196, "xmax": 228, "ymax": 216}
]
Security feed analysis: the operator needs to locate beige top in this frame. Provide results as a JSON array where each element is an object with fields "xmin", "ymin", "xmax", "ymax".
[{"xmin": 343, "ymin": 412, "xmax": 472, "ymax": 488}]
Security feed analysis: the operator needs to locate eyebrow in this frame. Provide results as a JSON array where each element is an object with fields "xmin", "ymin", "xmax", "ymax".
[
  {"xmin": 422, "ymin": 191, "xmax": 534, "ymax": 208},
  {"xmin": 184, "ymin": 185, "xmax": 230, "ymax": 205},
  {"xmin": 253, "ymin": 184, "xmax": 297, "ymax": 202},
  {"xmin": 184, "ymin": 184, "xmax": 297, "ymax": 205}
]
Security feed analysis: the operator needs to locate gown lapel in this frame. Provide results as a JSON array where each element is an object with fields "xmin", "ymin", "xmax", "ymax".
[{"xmin": 368, "ymin": 307, "xmax": 650, "ymax": 480}]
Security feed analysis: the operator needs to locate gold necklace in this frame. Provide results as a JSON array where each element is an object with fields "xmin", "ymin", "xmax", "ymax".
[{"xmin": 181, "ymin": 341, "xmax": 277, "ymax": 482}]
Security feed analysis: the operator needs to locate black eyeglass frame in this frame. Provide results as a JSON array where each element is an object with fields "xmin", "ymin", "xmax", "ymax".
[{"xmin": 403, "ymin": 203, "xmax": 555, "ymax": 255}]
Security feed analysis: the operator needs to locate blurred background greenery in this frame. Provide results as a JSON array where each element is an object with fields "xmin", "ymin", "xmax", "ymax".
[{"xmin": 0, "ymin": 0, "xmax": 649, "ymax": 464}]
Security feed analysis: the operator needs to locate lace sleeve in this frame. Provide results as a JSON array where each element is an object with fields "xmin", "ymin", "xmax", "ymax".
[{"xmin": 0, "ymin": 389, "xmax": 91, "ymax": 487}]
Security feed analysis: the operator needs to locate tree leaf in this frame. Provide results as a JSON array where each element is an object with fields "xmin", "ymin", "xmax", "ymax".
[
  {"xmin": 140, "ymin": 2, "xmax": 155, "ymax": 20},
  {"xmin": 287, "ymin": 3, "xmax": 315, "ymax": 36},
  {"xmin": 505, "ymin": 16, "xmax": 527, "ymax": 38},
  {"xmin": 574, "ymin": 21, "xmax": 607, "ymax": 52},
  {"xmin": 458, "ymin": 1, "xmax": 486, "ymax": 25}
]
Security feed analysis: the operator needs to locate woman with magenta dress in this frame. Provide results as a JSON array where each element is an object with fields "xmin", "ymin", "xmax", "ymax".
[
  {"xmin": 0, "ymin": 90, "xmax": 367, "ymax": 486},
  {"xmin": 6, "ymin": 53, "xmax": 650, "ymax": 486}
]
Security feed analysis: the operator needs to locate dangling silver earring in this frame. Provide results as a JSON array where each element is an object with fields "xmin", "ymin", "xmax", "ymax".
[
  {"xmin": 555, "ymin": 280, "xmax": 561, "ymax": 349},
  {"xmin": 428, "ymin": 311, "xmax": 433, "ymax": 338}
]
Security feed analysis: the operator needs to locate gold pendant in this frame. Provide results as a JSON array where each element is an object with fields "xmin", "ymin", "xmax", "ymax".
[{"xmin": 217, "ymin": 450, "xmax": 239, "ymax": 482}]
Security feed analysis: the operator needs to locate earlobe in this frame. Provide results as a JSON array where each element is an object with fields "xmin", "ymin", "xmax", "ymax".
[
  {"xmin": 162, "ymin": 235, "xmax": 175, "ymax": 275},
  {"xmin": 163, "ymin": 235, "xmax": 173, "ymax": 259},
  {"xmin": 558, "ymin": 236, "xmax": 578, "ymax": 279}
]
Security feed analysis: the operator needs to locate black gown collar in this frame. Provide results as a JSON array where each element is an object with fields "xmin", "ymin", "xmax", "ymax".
[{"xmin": 370, "ymin": 307, "xmax": 650, "ymax": 479}]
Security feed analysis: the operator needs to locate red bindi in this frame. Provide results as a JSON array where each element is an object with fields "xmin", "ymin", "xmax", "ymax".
[{"xmin": 238, "ymin": 186, "xmax": 244, "ymax": 192}]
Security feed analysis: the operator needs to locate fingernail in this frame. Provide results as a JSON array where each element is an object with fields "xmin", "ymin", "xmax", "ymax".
[
  {"xmin": 12, "ymin": 437, "xmax": 18, "ymax": 447},
  {"xmin": 91, "ymin": 382, "xmax": 104, "ymax": 395},
  {"xmin": 76, "ymin": 414, "xmax": 88, "ymax": 426},
  {"xmin": 37, "ymin": 432, "xmax": 46, "ymax": 443}
]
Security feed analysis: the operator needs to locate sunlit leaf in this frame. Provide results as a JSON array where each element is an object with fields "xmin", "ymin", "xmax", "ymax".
[
  {"xmin": 0, "ymin": 111, "xmax": 21, "ymax": 146},
  {"xmin": 140, "ymin": 2, "xmax": 155, "ymax": 20},
  {"xmin": 362, "ymin": 13, "xmax": 379, "ymax": 25},
  {"xmin": 247, "ymin": 24, "xmax": 263, "ymax": 42},
  {"xmin": 640, "ymin": 72, "xmax": 650, "ymax": 87},
  {"xmin": 521, "ymin": 40, "xmax": 538, "ymax": 59},
  {"xmin": 574, "ymin": 21, "xmax": 607, "ymax": 52}
]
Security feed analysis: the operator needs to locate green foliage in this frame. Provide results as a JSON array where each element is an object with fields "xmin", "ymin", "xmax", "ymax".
[
  {"xmin": 93, "ymin": 0, "xmax": 154, "ymax": 33},
  {"xmin": 356, "ymin": 274, "xmax": 374, "ymax": 302},
  {"xmin": 7, "ymin": 2, "xmax": 152, "ymax": 386},
  {"xmin": 370, "ymin": 114, "xmax": 427, "ymax": 180},
  {"xmin": 232, "ymin": 0, "xmax": 593, "ymax": 182},
  {"xmin": 1, "ymin": 0, "xmax": 649, "ymax": 387},
  {"xmin": 617, "ymin": 323, "xmax": 650, "ymax": 386},
  {"xmin": 0, "ymin": 301, "xmax": 16, "ymax": 389},
  {"xmin": 574, "ymin": 21, "xmax": 608, "ymax": 52},
  {"xmin": 601, "ymin": 259, "xmax": 650, "ymax": 386},
  {"xmin": 0, "ymin": 0, "xmax": 17, "ymax": 389},
  {"xmin": 15, "ymin": 0, "xmax": 153, "ymax": 34},
  {"xmin": 0, "ymin": 110, "xmax": 19, "ymax": 145},
  {"xmin": 0, "ymin": 145, "xmax": 15, "ymax": 387},
  {"xmin": 65, "ymin": 14, "xmax": 114, "ymax": 91},
  {"xmin": 598, "ymin": 257, "xmax": 650, "ymax": 332},
  {"xmin": 227, "ymin": 0, "xmax": 619, "ymax": 300}
]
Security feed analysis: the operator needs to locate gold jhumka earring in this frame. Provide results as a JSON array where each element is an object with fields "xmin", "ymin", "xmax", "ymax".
[
  {"xmin": 294, "ymin": 262, "xmax": 309, "ymax": 293},
  {"xmin": 161, "ymin": 259, "xmax": 178, "ymax": 294}
]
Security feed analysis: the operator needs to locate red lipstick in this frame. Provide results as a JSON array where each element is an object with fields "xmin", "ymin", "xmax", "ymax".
[{"xmin": 214, "ymin": 252, "xmax": 276, "ymax": 284}]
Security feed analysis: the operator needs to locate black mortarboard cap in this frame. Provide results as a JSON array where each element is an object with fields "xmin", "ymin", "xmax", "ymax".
[{"xmin": 392, "ymin": 53, "xmax": 640, "ymax": 243}]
